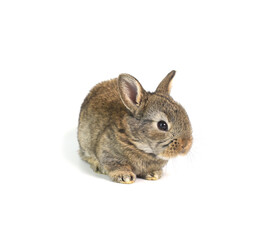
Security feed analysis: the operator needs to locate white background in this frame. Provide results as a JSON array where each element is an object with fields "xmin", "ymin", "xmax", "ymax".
[{"xmin": 0, "ymin": 0, "xmax": 263, "ymax": 239}]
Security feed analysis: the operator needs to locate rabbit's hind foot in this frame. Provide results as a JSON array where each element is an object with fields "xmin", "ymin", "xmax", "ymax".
[{"xmin": 79, "ymin": 149, "xmax": 104, "ymax": 174}]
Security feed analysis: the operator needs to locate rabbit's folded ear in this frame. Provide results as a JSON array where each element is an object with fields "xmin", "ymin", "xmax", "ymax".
[
  {"xmin": 118, "ymin": 74, "xmax": 146, "ymax": 114},
  {"xmin": 155, "ymin": 70, "xmax": 176, "ymax": 95}
]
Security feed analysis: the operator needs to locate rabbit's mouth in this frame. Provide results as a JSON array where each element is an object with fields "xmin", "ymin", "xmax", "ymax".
[{"xmin": 159, "ymin": 137, "xmax": 193, "ymax": 158}]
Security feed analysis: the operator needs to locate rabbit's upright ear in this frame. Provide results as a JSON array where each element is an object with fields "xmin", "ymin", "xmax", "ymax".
[
  {"xmin": 118, "ymin": 74, "xmax": 146, "ymax": 114},
  {"xmin": 155, "ymin": 70, "xmax": 176, "ymax": 95}
]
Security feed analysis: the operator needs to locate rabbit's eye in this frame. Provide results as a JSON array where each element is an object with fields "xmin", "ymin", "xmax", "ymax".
[{"xmin": 157, "ymin": 121, "xmax": 168, "ymax": 131}]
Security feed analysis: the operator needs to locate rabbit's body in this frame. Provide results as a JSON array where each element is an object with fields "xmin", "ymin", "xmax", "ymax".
[{"xmin": 78, "ymin": 71, "xmax": 192, "ymax": 183}]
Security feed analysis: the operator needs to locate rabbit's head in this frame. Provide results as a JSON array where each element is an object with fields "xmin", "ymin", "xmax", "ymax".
[{"xmin": 118, "ymin": 70, "xmax": 192, "ymax": 159}]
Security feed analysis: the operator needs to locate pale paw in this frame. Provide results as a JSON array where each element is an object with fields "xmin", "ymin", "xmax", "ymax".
[
  {"xmin": 144, "ymin": 170, "xmax": 162, "ymax": 181},
  {"xmin": 109, "ymin": 171, "xmax": 136, "ymax": 184}
]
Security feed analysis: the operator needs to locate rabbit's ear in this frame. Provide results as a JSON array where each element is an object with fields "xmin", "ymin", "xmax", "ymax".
[
  {"xmin": 118, "ymin": 74, "xmax": 145, "ymax": 114},
  {"xmin": 155, "ymin": 70, "xmax": 176, "ymax": 95}
]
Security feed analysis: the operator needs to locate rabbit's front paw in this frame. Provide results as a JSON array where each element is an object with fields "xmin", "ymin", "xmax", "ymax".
[
  {"xmin": 109, "ymin": 170, "xmax": 136, "ymax": 184},
  {"xmin": 144, "ymin": 170, "xmax": 163, "ymax": 181}
]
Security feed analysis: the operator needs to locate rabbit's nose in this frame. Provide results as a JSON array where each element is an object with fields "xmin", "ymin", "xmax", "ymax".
[{"xmin": 179, "ymin": 137, "xmax": 193, "ymax": 154}]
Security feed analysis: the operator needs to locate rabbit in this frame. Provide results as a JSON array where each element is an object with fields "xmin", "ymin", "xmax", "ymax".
[{"xmin": 78, "ymin": 70, "xmax": 192, "ymax": 184}]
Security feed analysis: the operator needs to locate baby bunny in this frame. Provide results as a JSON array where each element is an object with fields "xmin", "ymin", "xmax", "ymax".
[{"xmin": 78, "ymin": 70, "xmax": 192, "ymax": 184}]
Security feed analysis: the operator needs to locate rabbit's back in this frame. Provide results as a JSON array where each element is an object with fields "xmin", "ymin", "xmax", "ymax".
[{"xmin": 78, "ymin": 78, "xmax": 126, "ymax": 155}]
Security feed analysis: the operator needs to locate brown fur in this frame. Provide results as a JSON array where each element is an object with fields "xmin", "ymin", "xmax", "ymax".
[{"xmin": 78, "ymin": 70, "xmax": 192, "ymax": 183}]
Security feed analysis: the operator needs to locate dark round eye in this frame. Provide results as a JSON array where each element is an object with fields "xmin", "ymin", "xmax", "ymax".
[{"xmin": 157, "ymin": 121, "xmax": 168, "ymax": 131}]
